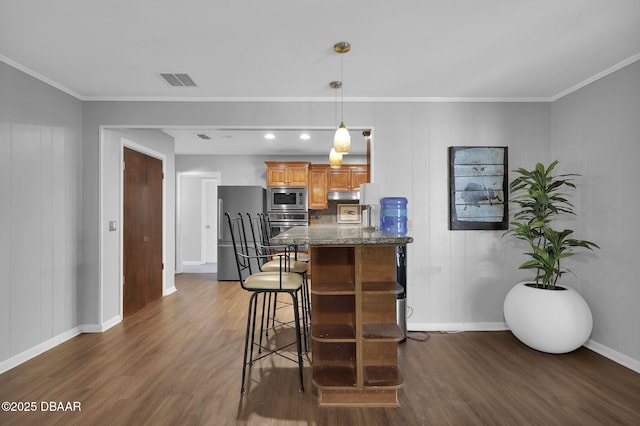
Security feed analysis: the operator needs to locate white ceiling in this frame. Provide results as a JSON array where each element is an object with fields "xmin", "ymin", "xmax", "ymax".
[
  {"xmin": 2, "ymin": 0, "xmax": 640, "ymax": 154},
  {"xmin": 162, "ymin": 127, "xmax": 369, "ymax": 156}
]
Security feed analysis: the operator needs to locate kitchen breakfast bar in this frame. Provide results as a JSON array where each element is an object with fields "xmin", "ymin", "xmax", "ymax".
[{"xmin": 271, "ymin": 225, "xmax": 413, "ymax": 407}]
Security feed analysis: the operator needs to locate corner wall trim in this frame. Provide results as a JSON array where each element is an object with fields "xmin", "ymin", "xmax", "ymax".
[
  {"xmin": 164, "ymin": 286, "xmax": 177, "ymax": 296},
  {"xmin": 80, "ymin": 315, "xmax": 122, "ymax": 333}
]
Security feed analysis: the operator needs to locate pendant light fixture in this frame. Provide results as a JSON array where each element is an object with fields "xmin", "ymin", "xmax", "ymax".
[
  {"xmin": 329, "ymin": 80, "xmax": 344, "ymax": 167},
  {"xmin": 329, "ymin": 147, "xmax": 343, "ymax": 168},
  {"xmin": 333, "ymin": 41, "xmax": 351, "ymax": 154}
]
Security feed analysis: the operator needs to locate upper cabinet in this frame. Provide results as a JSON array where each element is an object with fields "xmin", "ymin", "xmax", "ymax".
[
  {"xmin": 309, "ymin": 164, "xmax": 330, "ymax": 209},
  {"xmin": 327, "ymin": 164, "xmax": 369, "ymax": 191},
  {"xmin": 265, "ymin": 161, "xmax": 310, "ymax": 187}
]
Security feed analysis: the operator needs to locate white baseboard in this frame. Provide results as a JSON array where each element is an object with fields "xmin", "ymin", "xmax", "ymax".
[
  {"xmin": 81, "ymin": 315, "xmax": 122, "ymax": 333},
  {"xmin": 408, "ymin": 321, "xmax": 640, "ymax": 374},
  {"xmin": 164, "ymin": 285, "xmax": 177, "ymax": 296},
  {"xmin": 182, "ymin": 261, "xmax": 203, "ymax": 266},
  {"xmin": 585, "ymin": 339, "xmax": 640, "ymax": 374},
  {"xmin": 408, "ymin": 322, "xmax": 509, "ymax": 332},
  {"xmin": 0, "ymin": 327, "xmax": 82, "ymax": 375}
]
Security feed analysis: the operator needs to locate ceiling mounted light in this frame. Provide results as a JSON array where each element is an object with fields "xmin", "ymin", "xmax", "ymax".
[
  {"xmin": 264, "ymin": 133, "xmax": 276, "ymax": 140},
  {"xmin": 299, "ymin": 133, "xmax": 311, "ymax": 140},
  {"xmin": 329, "ymin": 148, "xmax": 343, "ymax": 168},
  {"xmin": 333, "ymin": 42, "xmax": 351, "ymax": 154}
]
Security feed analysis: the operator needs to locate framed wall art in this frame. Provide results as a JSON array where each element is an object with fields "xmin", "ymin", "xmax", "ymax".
[
  {"xmin": 448, "ymin": 146, "xmax": 508, "ymax": 230},
  {"xmin": 337, "ymin": 204, "xmax": 362, "ymax": 224}
]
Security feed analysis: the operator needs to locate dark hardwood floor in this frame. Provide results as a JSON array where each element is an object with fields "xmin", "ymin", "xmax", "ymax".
[{"xmin": 1, "ymin": 273, "xmax": 639, "ymax": 425}]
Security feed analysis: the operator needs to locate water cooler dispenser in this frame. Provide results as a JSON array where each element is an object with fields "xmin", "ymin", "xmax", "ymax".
[{"xmin": 380, "ymin": 197, "xmax": 408, "ymax": 342}]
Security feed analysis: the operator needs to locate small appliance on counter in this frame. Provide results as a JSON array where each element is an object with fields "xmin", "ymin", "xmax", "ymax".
[
  {"xmin": 359, "ymin": 183, "xmax": 379, "ymax": 230},
  {"xmin": 380, "ymin": 197, "xmax": 408, "ymax": 235}
]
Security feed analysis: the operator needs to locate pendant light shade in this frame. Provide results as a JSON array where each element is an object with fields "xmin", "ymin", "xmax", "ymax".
[
  {"xmin": 333, "ymin": 122, "xmax": 351, "ymax": 153},
  {"xmin": 329, "ymin": 148, "xmax": 343, "ymax": 168}
]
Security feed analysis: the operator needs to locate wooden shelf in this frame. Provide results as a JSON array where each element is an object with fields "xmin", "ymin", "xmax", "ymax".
[
  {"xmin": 311, "ymin": 280, "xmax": 355, "ymax": 295},
  {"xmin": 312, "ymin": 366, "xmax": 357, "ymax": 388},
  {"xmin": 310, "ymin": 244, "xmax": 404, "ymax": 406},
  {"xmin": 362, "ymin": 323, "xmax": 404, "ymax": 341},
  {"xmin": 312, "ymin": 324, "xmax": 356, "ymax": 341},
  {"xmin": 363, "ymin": 365, "xmax": 404, "ymax": 389},
  {"xmin": 362, "ymin": 281, "xmax": 403, "ymax": 294}
]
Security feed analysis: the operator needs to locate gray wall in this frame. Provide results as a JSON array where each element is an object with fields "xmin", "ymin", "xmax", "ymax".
[
  {"xmin": 100, "ymin": 128, "xmax": 176, "ymax": 325},
  {"xmin": 551, "ymin": 60, "xmax": 640, "ymax": 364},
  {"xmin": 0, "ymin": 61, "xmax": 83, "ymax": 366},
  {"xmin": 2, "ymin": 57, "xmax": 639, "ymax": 372},
  {"xmin": 81, "ymin": 100, "xmax": 550, "ymax": 331}
]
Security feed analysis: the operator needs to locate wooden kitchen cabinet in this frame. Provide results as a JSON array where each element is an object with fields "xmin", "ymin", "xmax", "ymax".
[
  {"xmin": 327, "ymin": 164, "xmax": 369, "ymax": 191},
  {"xmin": 309, "ymin": 164, "xmax": 329, "ymax": 209},
  {"xmin": 265, "ymin": 161, "xmax": 310, "ymax": 187}
]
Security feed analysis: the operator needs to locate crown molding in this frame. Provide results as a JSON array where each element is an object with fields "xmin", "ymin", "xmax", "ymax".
[
  {"xmin": 3, "ymin": 53, "xmax": 639, "ymax": 104},
  {"xmin": 551, "ymin": 53, "xmax": 640, "ymax": 101},
  {"xmin": 0, "ymin": 54, "xmax": 84, "ymax": 100}
]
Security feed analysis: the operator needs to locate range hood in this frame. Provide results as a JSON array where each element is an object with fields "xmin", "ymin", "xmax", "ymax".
[{"xmin": 328, "ymin": 191, "xmax": 360, "ymax": 201}]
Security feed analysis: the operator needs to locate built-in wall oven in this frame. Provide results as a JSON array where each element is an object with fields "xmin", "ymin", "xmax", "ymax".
[
  {"xmin": 267, "ymin": 211, "xmax": 309, "ymax": 235},
  {"xmin": 266, "ymin": 187, "xmax": 309, "ymax": 241}
]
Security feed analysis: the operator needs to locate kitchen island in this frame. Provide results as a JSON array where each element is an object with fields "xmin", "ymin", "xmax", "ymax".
[{"xmin": 271, "ymin": 225, "xmax": 413, "ymax": 407}]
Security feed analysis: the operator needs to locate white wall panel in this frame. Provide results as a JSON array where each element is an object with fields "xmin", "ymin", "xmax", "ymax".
[
  {"xmin": 39, "ymin": 126, "xmax": 54, "ymax": 339},
  {"xmin": 0, "ymin": 61, "xmax": 83, "ymax": 371},
  {"xmin": 10, "ymin": 124, "xmax": 43, "ymax": 354},
  {"xmin": 0, "ymin": 123, "xmax": 10, "ymax": 361}
]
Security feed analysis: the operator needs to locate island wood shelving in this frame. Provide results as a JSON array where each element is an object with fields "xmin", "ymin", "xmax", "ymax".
[{"xmin": 310, "ymin": 243, "xmax": 405, "ymax": 406}]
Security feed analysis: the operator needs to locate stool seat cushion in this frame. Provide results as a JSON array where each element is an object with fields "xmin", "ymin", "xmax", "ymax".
[
  {"xmin": 273, "ymin": 252, "xmax": 310, "ymax": 262},
  {"xmin": 244, "ymin": 271, "xmax": 303, "ymax": 291},
  {"xmin": 261, "ymin": 259, "xmax": 308, "ymax": 274}
]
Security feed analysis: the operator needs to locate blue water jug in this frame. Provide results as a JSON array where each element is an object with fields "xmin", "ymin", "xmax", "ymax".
[{"xmin": 380, "ymin": 197, "xmax": 408, "ymax": 235}]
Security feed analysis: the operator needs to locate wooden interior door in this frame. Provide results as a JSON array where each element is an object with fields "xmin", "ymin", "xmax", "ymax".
[{"xmin": 123, "ymin": 147, "xmax": 163, "ymax": 317}]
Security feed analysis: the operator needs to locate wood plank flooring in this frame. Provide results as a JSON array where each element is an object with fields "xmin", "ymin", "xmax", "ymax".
[{"xmin": 1, "ymin": 273, "xmax": 639, "ymax": 425}]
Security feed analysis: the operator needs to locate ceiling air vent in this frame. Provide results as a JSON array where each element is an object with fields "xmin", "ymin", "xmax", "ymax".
[
  {"xmin": 160, "ymin": 73, "xmax": 198, "ymax": 87},
  {"xmin": 195, "ymin": 133, "xmax": 211, "ymax": 140}
]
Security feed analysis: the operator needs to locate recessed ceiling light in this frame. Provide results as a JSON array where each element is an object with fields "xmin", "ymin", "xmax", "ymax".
[
  {"xmin": 264, "ymin": 133, "xmax": 276, "ymax": 140},
  {"xmin": 299, "ymin": 133, "xmax": 311, "ymax": 140}
]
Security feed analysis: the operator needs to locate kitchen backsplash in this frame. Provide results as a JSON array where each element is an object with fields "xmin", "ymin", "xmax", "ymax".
[{"xmin": 310, "ymin": 200, "xmax": 360, "ymax": 225}]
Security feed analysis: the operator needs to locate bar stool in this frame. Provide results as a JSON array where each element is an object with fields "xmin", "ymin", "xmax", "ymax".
[
  {"xmin": 246, "ymin": 213, "xmax": 310, "ymax": 352},
  {"xmin": 225, "ymin": 212, "xmax": 305, "ymax": 394}
]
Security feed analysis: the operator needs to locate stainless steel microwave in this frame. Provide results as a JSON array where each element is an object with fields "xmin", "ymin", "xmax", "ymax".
[{"xmin": 267, "ymin": 187, "xmax": 308, "ymax": 212}]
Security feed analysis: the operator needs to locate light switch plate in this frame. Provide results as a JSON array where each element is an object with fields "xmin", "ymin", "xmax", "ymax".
[{"xmin": 108, "ymin": 221, "xmax": 117, "ymax": 231}]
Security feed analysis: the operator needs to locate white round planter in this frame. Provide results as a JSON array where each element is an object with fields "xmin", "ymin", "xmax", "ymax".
[{"xmin": 503, "ymin": 281, "xmax": 593, "ymax": 354}]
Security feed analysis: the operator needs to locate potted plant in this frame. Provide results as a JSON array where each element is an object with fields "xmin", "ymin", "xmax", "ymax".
[{"xmin": 503, "ymin": 160, "xmax": 599, "ymax": 353}]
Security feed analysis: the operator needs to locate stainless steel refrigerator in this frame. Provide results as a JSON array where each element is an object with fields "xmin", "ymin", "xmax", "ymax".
[{"xmin": 217, "ymin": 185, "xmax": 266, "ymax": 280}]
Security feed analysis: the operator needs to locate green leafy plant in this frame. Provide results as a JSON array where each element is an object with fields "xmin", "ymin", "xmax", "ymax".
[{"xmin": 507, "ymin": 160, "xmax": 599, "ymax": 289}]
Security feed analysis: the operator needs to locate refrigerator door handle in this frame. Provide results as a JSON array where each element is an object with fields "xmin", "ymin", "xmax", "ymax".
[{"xmin": 218, "ymin": 199, "xmax": 223, "ymax": 241}]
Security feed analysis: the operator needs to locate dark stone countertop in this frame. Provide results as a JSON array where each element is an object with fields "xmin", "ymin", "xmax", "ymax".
[{"xmin": 270, "ymin": 225, "xmax": 413, "ymax": 246}]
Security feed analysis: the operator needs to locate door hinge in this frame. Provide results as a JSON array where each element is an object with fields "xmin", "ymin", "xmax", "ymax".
[
  {"xmin": 123, "ymin": 160, "xmax": 125, "ymax": 170},
  {"xmin": 162, "ymin": 172, "xmax": 164, "ymax": 179},
  {"xmin": 162, "ymin": 263, "xmax": 164, "ymax": 270}
]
